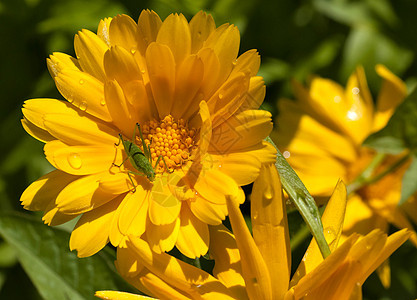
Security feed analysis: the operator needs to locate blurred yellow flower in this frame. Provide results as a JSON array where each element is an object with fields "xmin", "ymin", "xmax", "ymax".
[
  {"xmin": 20, "ymin": 10, "xmax": 275, "ymax": 258},
  {"xmin": 96, "ymin": 164, "xmax": 410, "ymax": 300},
  {"xmin": 272, "ymin": 65, "xmax": 417, "ymax": 251}
]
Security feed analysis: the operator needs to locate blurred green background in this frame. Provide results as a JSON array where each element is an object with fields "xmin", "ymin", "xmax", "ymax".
[{"xmin": 1, "ymin": 0, "xmax": 417, "ymax": 299}]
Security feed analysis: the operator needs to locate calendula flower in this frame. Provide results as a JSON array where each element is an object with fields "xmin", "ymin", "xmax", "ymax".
[
  {"xmin": 20, "ymin": 10, "xmax": 275, "ymax": 258},
  {"xmin": 96, "ymin": 164, "xmax": 410, "ymax": 300},
  {"xmin": 271, "ymin": 66, "xmax": 417, "ymax": 257}
]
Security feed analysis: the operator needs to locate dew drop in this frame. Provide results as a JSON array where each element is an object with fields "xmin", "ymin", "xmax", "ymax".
[
  {"xmin": 67, "ymin": 153, "xmax": 82, "ymax": 169},
  {"xmin": 324, "ymin": 227, "xmax": 337, "ymax": 247},
  {"xmin": 67, "ymin": 98, "xmax": 74, "ymax": 103},
  {"xmin": 130, "ymin": 47, "xmax": 137, "ymax": 54},
  {"xmin": 218, "ymin": 164, "xmax": 222, "ymax": 168},
  {"xmin": 264, "ymin": 185, "xmax": 273, "ymax": 200},
  {"xmin": 352, "ymin": 87, "xmax": 360, "ymax": 95},
  {"xmin": 79, "ymin": 79, "xmax": 85, "ymax": 85},
  {"xmin": 100, "ymin": 99, "xmax": 106, "ymax": 106},
  {"xmin": 334, "ymin": 95, "xmax": 341, "ymax": 103},
  {"xmin": 140, "ymin": 68, "xmax": 146, "ymax": 74},
  {"xmin": 283, "ymin": 150, "xmax": 290, "ymax": 158},
  {"xmin": 79, "ymin": 101, "xmax": 88, "ymax": 111},
  {"xmin": 232, "ymin": 60, "xmax": 237, "ymax": 66},
  {"xmin": 347, "ymin": 110, "xmax": 359, "ymax": 121},
  {"xmin": 194, "ymin": 190, "xmax": 198, "ymax": 196},
  {"xmin": 218, "ymin": 92, "xmax": 224, "ymax": 99}
]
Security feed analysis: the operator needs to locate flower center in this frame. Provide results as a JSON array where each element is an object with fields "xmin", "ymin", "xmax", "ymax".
[{"xmin": 139, "ymin": 115, "xmax": 197, "ymax": 172}]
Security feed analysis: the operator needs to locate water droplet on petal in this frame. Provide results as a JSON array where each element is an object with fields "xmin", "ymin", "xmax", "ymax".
[
  {"xmin": 140, "ymin": 69, "xmax": 146, "ymax": 74},
  {"xmin": 218, "ymin": 164, "xmax": 222, "ymax": 168},
  {"xmin": 100, "ymin": 99, "xmax": 106, "ymax": 106},
  {"xmin": 130, "ymin": 47, "xmax": 137, "ymax": 54},
  {"xmin": 324, "ymin": 226, "xmax": 337, "ymax": 247},
  {"xmin": 79, "ymin": 102, "xmax": 88, "ymax": 111},
  {"xmin": 334, "ymin": 95, "xmax": 341, "ymax": 103},
  {"xmin": 283, "ymin": 150, "xmax": 291, "ymax": 158},
  {"xmin": 79, "ymin": 79, "xmax": 84, "ymax": 85},
  {"xmin": 347, "ymin": 110, "xmax": 359, "ymax": 121},
  {"xmin": 67, "ymin": 98, "xmax": 74, "ymax": 103},
  {"xmin": 264, "ymin": 185, "xmax": 273, "ymax": 200},
  {"xmin": 218, "ymin": 92, "xmax": 224, "ymax": 99},
  {"xmin": 68, "ymin": 153, "xmax": 82, "ymax": 169},
  {"xmin": 232, "ymin": 60, "xmax": 237, "ymax": 66},
  {"xmin": 79, "ymin": 101, "xmax": 87, "ymax": 111},
  {"xmin": 352, "ymin": 87, "xmax": 360, "ymax": 95}
]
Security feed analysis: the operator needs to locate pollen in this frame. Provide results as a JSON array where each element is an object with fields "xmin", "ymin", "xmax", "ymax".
[{"xmin": 138, "ymin": 115, "xmax": 197, "ymax": 172}]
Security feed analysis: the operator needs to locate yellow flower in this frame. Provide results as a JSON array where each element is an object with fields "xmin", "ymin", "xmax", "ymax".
[
  {"xmin": 20, "ymin": 10, "xmax": 275, "ymax": 258},
  {"xmin": 271, "ymin": 65, "xmax": 417, "ymax": 251},
  {"xmin": 96, "ymin": 164, "xmax": 410, "ymax": 300}
]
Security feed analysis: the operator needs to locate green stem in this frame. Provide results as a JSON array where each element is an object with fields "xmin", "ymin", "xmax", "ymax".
[{"xmin": 347, "ymin": 153, "xmax": 410, "ymax": 194}]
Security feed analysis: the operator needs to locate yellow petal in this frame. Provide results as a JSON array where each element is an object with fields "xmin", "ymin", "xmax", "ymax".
[
  {"xmin": 373, "ymin": 64, "xmax": 407, "ymax": 132},
  {"xmin": 197, "ymin": 48, "xmax": 220, "ymax": 100},
  {"xmin": 104, "ymin": 80, "xmax": 137, "ymax": 137},
  {"xmin": 74, "ymin": 29, "xmax": 108, "ymax": 82},
  {"xmin": 56, "ymin": 172, "xmax": 119, "ymax": 214},
  {"xmin": 42, "ymin": 203, "xmax": 77, "ymax": 226},
  {"xmin": 146, "ymin": 42, "xmax": 176, "ymax": 118},
  {"xmin": 104, "ymin": 45, "xmax": 142, "ymax": 84},
  {"xmin": 303, "ymin": 260, "xmax": 362, "ymax": 300},
  {"xmin": 116, "ymin": 245, "xmax": 145, "ymax": 277},
  {"xmin": 127, "ymin": 236, "xmax": 236, "ymax": 299},
  {"xmin": 109, "ymin": 196, "xmax": 127, "ymax": 247},
  {"xmin": 376, "ymin": 258, "xmax": 391, "ymax": 289},
  {"xmin": 204, "ymin": 24, "xmax": 240, "ymax": 85},
  {"xmin": 54, "ymin": 68, "xmax": 111, "ymax": 122},
  {"xmin": 47, "ymin": 52, "xmax": 80, "ymax": 78},
  {"xmin": 22, "ymin": 98, "xmax": 78, "ymax": 132},
  {"xmin": 149, "ymin": 176, "xmax": 181, "ymax": 225},
  {"xmin": 226, "ymin": 195, "xmax": 272, "ymax": 300},
  {"xmin": 109, "ymin": 14, "xmax": 138, "ymax": 51},
  {"xmin": 276, "ymin": 98, "xmax": 358, "ymax": 164},
  {"xmin": 119, "ymin": 189, "xmax": 149, "ymax": 236},
  {"xmin": 70, "ymin": 195, "xmax": 123, "ymax": 257},
  {"xmin": 95, "ymin": 290, "xmax": 156, "ymax": 300},
  {"xmin": 209, "ymin": 225, "xmax": 247, "ymax": 298},
  {"xmin": 156, "ymin": 13, "xmax": 191, "ymax": 65},
  {"xmin": 138, "ymin": 271, "xmax": 192, "ymax": 300},
  {"xmin": 243, "ymin": 76, "xmax": 265, "ymax": 110},
  {"xmin": 359, "ymin": 229, "xmax": 411, "ymax": 285},
  {"xmin": 43, "ymin": 113, "xmax": 118, "ymax": 146},
  {"xmin": 21, "ymin": 118, "xmax": 55, "ymax": 143},
  {"xmin": 198, "ymin": 100, "xmax": 212, "ymax": 157},
  {"xmin": 97, "ymin": 17, "xmax": 112, "ymax": 47},
  {"xmin": 20, "ymin": 169, "xmax": 77, "ymax": 211},
  {"xmin": 208, "ymin": 72, "xmax": 250, "ymax": 128},
  {"xmin": 98, "ymin": 171, "xmax": 133, "ymax": 194},
  {"xmin": 231, "ymin": 49, "xmax": 260, "ymax": 77},
  {"xmin": 194, "ymin": 169, "xmax": 239, "ymax": 205},
  {"xmin": 137, "ymin": 10, "xmax": 162, "ymax": 54},
  {"xmin": 171, "ymin": 55, "xmax": 204, "ymax": 119},
  {"xmin": 175, "ymin": 204, "xmax": 209, "ymax": 259},
  {"xmin": 292, "ymin": 234, "xmax": 359, "ymax": 299},
  {"xmin": 214, "ymin": 141, "xmax": 276, "ymax": 186},
  {"xmin": 188, "ymin": 196, "xmax": 227, "ymax": 225},
  {"xmin": 291, "ymin": 181, "xmax": 347, "ymax": 286},
  {"xmin": 251, "ymin": 164, "xmax": 291, "ymax": 299},
  {"xmin": 145, "ymin": 217, "xmax": 180, "ymax": 253},
  {"xmin": 209, "ymin": 110, "xmax": 273, "ymax": 154},
  {"xmin": 44, "ymin": 140, "xmax": 121, "ymax": 175},
  {"xmin": 189, "ymin": 11, "xmax": 216, "ymax": 53}
]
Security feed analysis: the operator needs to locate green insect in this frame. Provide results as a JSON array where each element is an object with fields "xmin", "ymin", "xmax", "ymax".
[{"xmin": 114, "ymin": 123, "xmax": 171, "ymax": 191}]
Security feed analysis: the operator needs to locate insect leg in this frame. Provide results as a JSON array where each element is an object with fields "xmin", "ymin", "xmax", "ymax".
[
  {"xmin": 114, "ymin": 133, "xmax": 123, "ymax": 146},
  {"xmin": 113, "ymin": 156, "xmax": 129, "ymax": 168},
  {"xmin": 136, "ymin": 123, "xmax": 150, "ymax": 159},
  {"xmin": 126, "ymin": 171, "xmax": 137, "ymax": 193},
  {"xmin": 154, "ymin": 155, "xmax": 173, "ymax": 173}
]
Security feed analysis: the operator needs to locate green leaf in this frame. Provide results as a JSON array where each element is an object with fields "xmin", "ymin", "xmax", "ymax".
[
  {"xmin": 266, "ymin": 137, "xmax": 330, "ymax": 258},
  {"xmin": 0, "ymin": 213, "xmax": 134, "ymax": 300},
  {"xmin": 364, "ymin": 86, "xmax": 417, "ymax": 153},
  {"xmin": 400, "ymin": 154, "xmax": 417, "ymax": 206}
]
